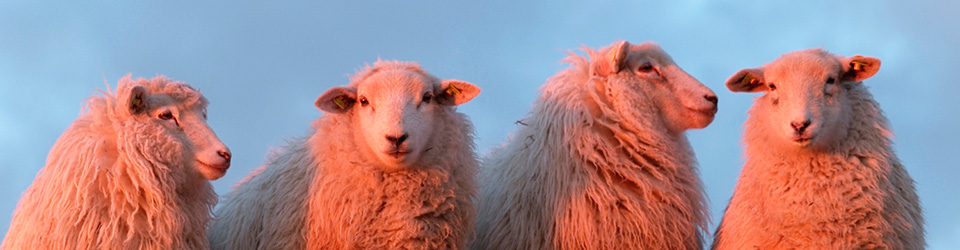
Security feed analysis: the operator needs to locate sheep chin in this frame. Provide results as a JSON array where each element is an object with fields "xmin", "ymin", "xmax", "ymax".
[
  {"xmin": 195, "ymin": 160, "xmax": 228, "ymax": 180},
  {"xmin": 684, "ymin": 106, "xmax": 718, "ymax": 129}
]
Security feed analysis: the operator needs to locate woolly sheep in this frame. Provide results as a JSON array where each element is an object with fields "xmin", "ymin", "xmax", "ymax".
[
  {"xmin": 209, "ymin": 60, "xmax": 481, "ymax": 250},
  {"xmin": 2, "ymin": 76, "xmax": 232, "ymax": 250},
  {"xmin": 712, "ymin": 49, "xmax": 923, "ymax": 249},
  {"xmin": 472, "ymin": 41, "xmax": 719, "ymax": 250}
]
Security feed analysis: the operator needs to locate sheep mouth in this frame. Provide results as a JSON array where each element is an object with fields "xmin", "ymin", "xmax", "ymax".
[
  {"xmin": 386, "ymin": 150, "xmax": 409, "ymax": 159},
  {"xmin": 792, "ymin": 134, "xmax": 814, "ymax": 145},
  {"xmin": 687, "ymin": 106, "xmax": 718, "ymax": 116},
  {"xmin": 197, "ymin": 160, "xmax": 229, "ymax": 173}
]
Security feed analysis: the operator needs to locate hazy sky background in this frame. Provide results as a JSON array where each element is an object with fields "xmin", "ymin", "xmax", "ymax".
[{"xmin": 1, "ymin": 1, "xmax": 957, "ymax": 248}]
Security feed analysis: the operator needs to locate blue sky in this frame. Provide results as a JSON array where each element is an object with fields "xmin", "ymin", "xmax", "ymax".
[{"xmin": 1, "ymin": 1, "xmax": 957, "ymax": 248}]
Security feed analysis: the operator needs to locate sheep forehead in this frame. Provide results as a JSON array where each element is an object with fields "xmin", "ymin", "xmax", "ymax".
[
  {"xmin": 146, "ymin": 93, "xmax": 208, "ymax": 113},
  {"xmin": 767, "ymin": 49, "xmax": 840, "ymax": 87},
  {"xmin": 628, "ymin": 42, "xmax": 676, "ymax": 65},
  {"xmin": 349, "ymin": 60, "xmax": 428, "ymax": 86},
  {"xmin": 357, "ymin": 69, "xmax": 433, "ymax": 100},
  {"xmin": 121, "ymin": 76, "xmax": 208, "ymax": 110}
]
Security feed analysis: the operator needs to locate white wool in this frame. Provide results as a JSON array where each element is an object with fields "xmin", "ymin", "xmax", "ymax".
[
  {"xmin": 2, "ymin": 76, "xmax": 229, "ymax": 250},
  {"xmin": 472, "ymin": 41, "xmax": 718, "ymax": 250},
  {"xmin": 210, "ymin": 60, "xmax": 480, "ymax": 250},
  {"xmin": 713, "ymin": 49, "xmax": 923, "ymax": 249}
]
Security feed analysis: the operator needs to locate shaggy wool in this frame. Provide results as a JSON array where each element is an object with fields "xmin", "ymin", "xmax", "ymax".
[
  {"xmin": 209, "ymin": 60, "xmax": 479, "ymax": 250},
  {"xmin": 2, "ymin": 76, "xmax": 222, "ymax": 250},
  {"xmin": 712, "ymin": 49, "xmax": 924, "ymax": 249},
  {"xmin": 473, "ymin": 41, "xmax": 716, "ymax": 250}
]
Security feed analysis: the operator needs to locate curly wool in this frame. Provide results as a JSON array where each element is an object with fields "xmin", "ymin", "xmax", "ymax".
[
  {"xmin": 2, "ymin": 76, "xmax": 217, "ymax": 250},
  {"xmin": 210, "ymin": 61, "xmax": 478, "ymax": 250},
  {"xmin": 473, "ymin": 43, "xmax": 708, "ymax": 250},
  {"xmin": 713, "ymin": 51, "xmax": 924, "ymax": 249}
]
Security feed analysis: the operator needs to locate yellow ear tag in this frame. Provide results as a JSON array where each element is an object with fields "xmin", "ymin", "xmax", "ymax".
[
  {"xmin": 446, "ymin": 85, "xmax": 461, "ymax": 96},
  {"xmin": 741, "ymin": 74, "xmax": 758, "ymax": 86},
  {"xmin": 333, "ymin": 96, "xmax": 346, "ymax": 110},
  {"xmin": 852, "ymin": 61, "xmax": 866, "ymax": 71},
  {"xmin": 132, "ymin": 97, "xmax": 142, "ymax": 107}
]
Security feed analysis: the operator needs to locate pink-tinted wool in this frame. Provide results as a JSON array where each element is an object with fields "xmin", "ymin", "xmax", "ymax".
[
  {"xmin": 473, "ymin": 41, "xmax": 718, "ymax": 250},
  {"xmin": 713, "ymin": 49, "xmax": 924, "ymax": 249},
  {"xmin": 2, "ymin": 76, "xmax": 228, "ymax": 250},
  {"xmin": 210, "ymin": 60, "xmax": 480, "ymax": 250}
]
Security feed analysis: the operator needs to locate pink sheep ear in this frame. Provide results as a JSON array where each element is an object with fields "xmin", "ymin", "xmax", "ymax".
[
  {"xmin": 726, "ymin": 68, "xmax": 767, "ymax": 93},
  {"xmin": 591, "ymin": 40, "xmax": 630, "ymax": 77},
  {"xmin": 315, "ymin": 86, "xmax": 357, "ymax": 113},
  {"xmin": 437, "ymin": 80, "xmax": 480, "ymax": 106},
  {"xmin": 127, "ymin": 85, "xmax": 148, "ymax": 114},
  {"xmin": 840, "ymin": 55, "xmax": 881, "ymax": 82}
]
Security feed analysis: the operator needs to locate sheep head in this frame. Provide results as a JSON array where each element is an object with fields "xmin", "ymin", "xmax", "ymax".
[
  {"xmin": 592, "ymin": 41, "xmax": 718, "ymax": 134},
  {"xmin": 726, "ymin": 49, "xmax": 881, "ymax": 150},
  {"xmin": 316, "ymin": 61, "xmax": 479, "ymax": 170},
  {"xmin": 119, "ymin": 78, "xmax": 232, "ymax": 180}
]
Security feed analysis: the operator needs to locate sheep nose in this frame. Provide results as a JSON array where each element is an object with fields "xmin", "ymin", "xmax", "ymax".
[
  {"xmin": 791, "ymin": 120, "xmax": 811, "ymax": 133},
  {"xmin": 218, "ymin": 150, "xmax": 232, "ymax": 163},
  {"xmin": 704, "ymin": 94, "xmax": 718, "ymax": 105},
  {"xmin": 386, "ymin": 133, "xmax": 409, "ymax": 147}
]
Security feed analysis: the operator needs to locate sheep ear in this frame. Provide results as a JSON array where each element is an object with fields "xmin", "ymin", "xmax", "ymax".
[
  {"xmin": 592, "ymin": 40, "xmax": 630, "ymax": 77},
  {"xmin": 437, "ymin": 80, "xmax": 480, "ymax": 106},
  {"xmin": 610, "ymin": 40, "xmax": 630, "ymax": 73},
  {"xmin": 127, "ymin": 85, "xmax": 148, "ymax": 114},
  {"xmin": 315, "ymin": 87, "xmax": 357, "ymax": 113},
  {"xmin": 726, "ymin": 68, "xmax": 767, "ymax": 93},
  {"xmin": 840, "ymin": 55, "xmax": 881, "ymax": 82}
]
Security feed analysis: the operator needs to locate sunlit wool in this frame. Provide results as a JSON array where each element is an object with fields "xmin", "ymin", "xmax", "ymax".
[
  {"xmin": 2, "ymin": 76, "xmax": 230, "ymax": 250},
  {"xmin": 209, "ymin": 60, "xmax": 481, "ymax": 250},
  {"xmin": 472, "ymin": 41, "xmax": 719, "ymax": 250},
  {"xmin": 713, "ymin": 49, "xmax": 923, "ymax": 249}
]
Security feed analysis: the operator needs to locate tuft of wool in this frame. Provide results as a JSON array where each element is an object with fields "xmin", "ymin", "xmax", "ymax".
[
  {"xmin": 473, "ymin": 41, "xmax": 717, "ymax": 250},
  {"xmin": 2, "ymin": 76, "xmax": 222, "ymax": 250},
  {"xmin": 210, "ymin": 60, "xmax": 480, "ymax": 250},
  {"xmin": 713, "ymin": 49, "xmax": 923, "ymax": 249}
]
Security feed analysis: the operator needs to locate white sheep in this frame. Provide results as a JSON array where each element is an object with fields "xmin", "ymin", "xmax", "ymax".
[
  {"xmin": 1, "ymin": 76, "xmax": 232, "ymax": 250},
  {"xmin": 472, "ymin": 40, "xmax": 719, "ymax": 250},
  {"xmin": 712, "ymin": 49, "xmax": 923, "ymax": 249},
  {"xmin": 209, "ymin": 60, "xmax": 481, "ymax": 250}
]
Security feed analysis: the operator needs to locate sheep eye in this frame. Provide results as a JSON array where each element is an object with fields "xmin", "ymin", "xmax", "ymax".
[
  {"xmin": 359, "ymin": 96, "xmax": 369, "ymax": 106},
  {"xmin": 158, "ymin": 111, "xmax": 174, "ymax": 120},
  {"xmin": 638, "ymin": 63, "xmax": 655, "ymax": 72},
  {"xmin": 422, "ymin": 92, "xmax": 433, "ymax": 104},
  {"xmin": 767, "ymin": 83, "xmax": 777, "ymax": 91},
  {"xmin": 826, "ymin": 77, "xmax": 836, "ymax": 85}
]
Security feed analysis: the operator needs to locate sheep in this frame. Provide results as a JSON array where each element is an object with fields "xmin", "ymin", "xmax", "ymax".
[
  {"xmin": 472, "ymin": 40, "xmax": 719, "ymax": 250},
  {"xmin": 1, "ymin": 75, "xmax": 232, "ymax": 250},
  {"xmin": 209, "ymin": 60, "xmax": 481, "ymax": 250},
  {"xmin": 712, "ymin": 49, "xmax": 924, "ymax": 249}
]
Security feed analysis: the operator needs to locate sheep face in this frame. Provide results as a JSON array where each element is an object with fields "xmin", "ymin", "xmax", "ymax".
[
  {"xmin": 124, "ymin": 84, "xmax": 232, "ymax": 180},
  {"xmin": 316, "ymin": 66, "xmax": 479, "ymax": 170},
  {"xmin": 594, "ymin": 41, "xmax": 718, "ymax": 134},
  {"xmin": 726, "ymin": 49, "xmax": 881, "ymax": 150}
]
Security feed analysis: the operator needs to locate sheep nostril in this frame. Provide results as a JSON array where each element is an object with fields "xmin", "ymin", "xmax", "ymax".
[
  {"xmin": 704, "ymin": 95, "xmax": 718, "ymax": 105},
  {"xmin": 218, "ymin": 150, "xmax": 232, "ymax": 162},
  {"xmin": 386, "ymin": 133, "xmax": 409, "ymax": 146},
  {"xmin": 791, "ymin": 120, "xmax": 811, "ymax": 132}
]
